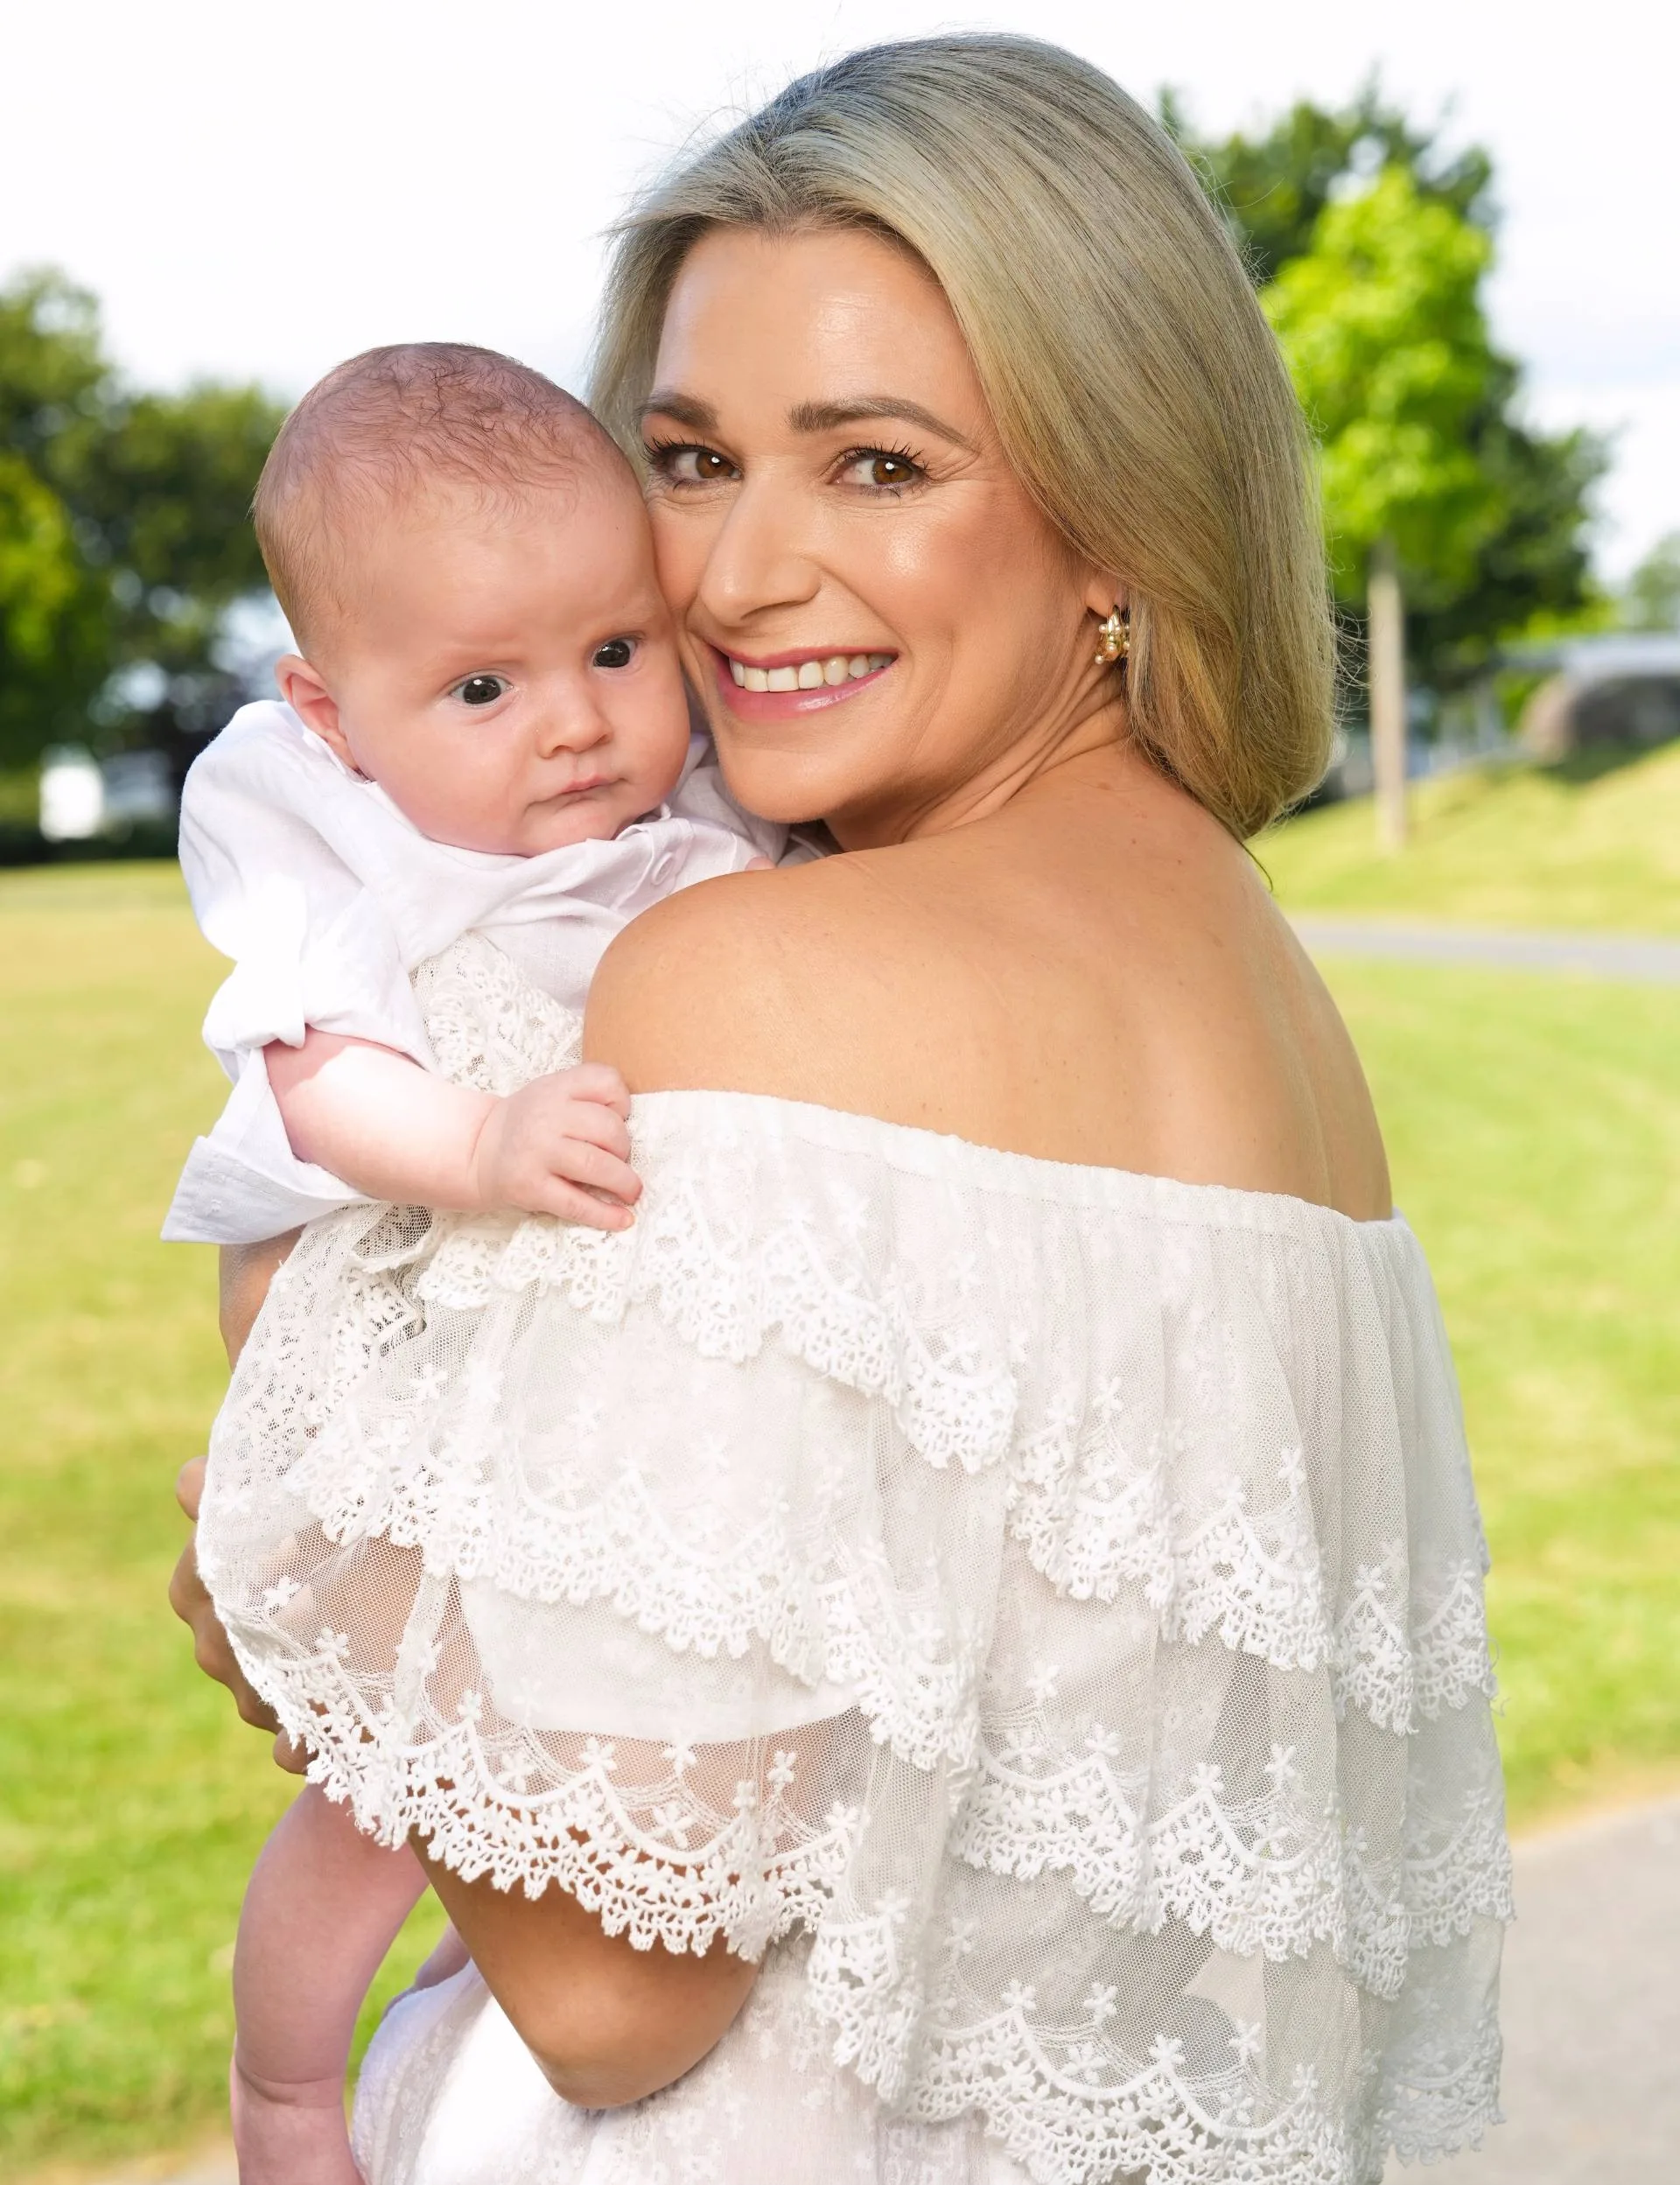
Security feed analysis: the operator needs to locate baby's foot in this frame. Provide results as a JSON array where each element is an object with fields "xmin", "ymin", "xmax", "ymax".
[{"xmin": 231, "ymin": 2055, "xmax": 363, "ymax": 2185}]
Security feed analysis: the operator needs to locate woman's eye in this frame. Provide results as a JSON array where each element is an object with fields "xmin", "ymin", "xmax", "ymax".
[
  {"xmin": 452, "ymin": 674, "xmax": 508, "ymax": 707},
  {"xmin": 648, "ymin": 443, "xmax": 738, "ymax": 486},
  {"xmin": 839, "ymin": 449, "xmax": 924, "ymax": 490},
  {"xmin": 592, "ymin": 638, "xmax": 636, "ymax": 670}
]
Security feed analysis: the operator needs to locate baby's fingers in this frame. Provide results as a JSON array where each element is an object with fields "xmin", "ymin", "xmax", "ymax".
[
  {"xmin": 562, "ymin": 1099, "xmax": 633, "ymax": 1164},
  {"xmin": 559, "ymin": 1061, "xmax": 632, "ymax": 1118},
  {"xmin": 528, "ymin": 1178, "xmax": 636, "ymax": 1231},
  {"xmin": 552, "ymin": 1137, "xmax": 641, "ymax": 1208}
]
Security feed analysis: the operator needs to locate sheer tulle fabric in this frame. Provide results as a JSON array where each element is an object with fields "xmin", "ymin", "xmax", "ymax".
[{"xmin": 199, "ymin": 936, "xmax": 1508, "ymax": 2184}]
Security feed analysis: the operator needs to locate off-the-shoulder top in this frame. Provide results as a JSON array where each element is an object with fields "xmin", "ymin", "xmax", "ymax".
[{"xmin": 199, "ymin": 935, "xmax": 1508, "ymax": 2185}]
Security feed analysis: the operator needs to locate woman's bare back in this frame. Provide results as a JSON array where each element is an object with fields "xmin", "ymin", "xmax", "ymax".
[{"xmin": 587, "ymin": 742, "xmax": 1390, "ymax": 1223}]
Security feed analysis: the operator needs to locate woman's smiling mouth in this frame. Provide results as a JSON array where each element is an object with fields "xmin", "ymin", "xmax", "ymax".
[{"xmin": 710, "ymin": 644, "xmax": 894, "ymax": 715}]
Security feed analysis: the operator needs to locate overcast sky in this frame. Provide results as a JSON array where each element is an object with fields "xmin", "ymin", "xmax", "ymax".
[{"xmin": 5, "ymin": 0, "xmax": 1674, "ymax": 578}]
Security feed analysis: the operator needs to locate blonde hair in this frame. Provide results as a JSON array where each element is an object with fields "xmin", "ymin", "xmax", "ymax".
[
  {"xmin": 255, "ymin": 343, "xmax": 621, "ymax": 652},
  {"xmin": 592, "ymin": 35, "xmax": 1334, "ymax": 838}
]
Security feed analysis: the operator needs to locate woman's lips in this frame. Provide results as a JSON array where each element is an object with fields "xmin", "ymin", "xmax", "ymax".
[{"xmin": 709, "ymin": 645, "xmax": 893, "ymax": 718}]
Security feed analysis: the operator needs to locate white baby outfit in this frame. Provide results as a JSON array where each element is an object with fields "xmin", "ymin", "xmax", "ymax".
[
  {"xmin": 164, "ymin": 698, "xmax": 782, "ymax": 1244},
  {"xmin": 192, "ymin": 918, "xmax": 1512, "ymax": 2182}
]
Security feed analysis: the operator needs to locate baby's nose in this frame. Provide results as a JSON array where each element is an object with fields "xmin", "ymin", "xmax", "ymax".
[{"xmin": 537, "ymin": 700, "xmax": 610, "ymax": 754}]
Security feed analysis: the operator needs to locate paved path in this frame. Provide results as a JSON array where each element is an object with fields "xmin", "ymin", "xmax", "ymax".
[
  {"xmin": 1292, "ymin": 916, "xmax": 1680, "ymax": 981},
  {"xmin": 1385, "ymin": 1796, "xmax": 1680, "ymax": 2183}
]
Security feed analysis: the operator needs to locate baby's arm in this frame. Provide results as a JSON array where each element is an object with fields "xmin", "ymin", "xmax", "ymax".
[
  {"xmin": 267, "ymin": 1032, "xmax": 640, "ymax": 1230},
  {"xmin": 232, "ymin": 1785, "xmax": 429, "ymax": 2185}
]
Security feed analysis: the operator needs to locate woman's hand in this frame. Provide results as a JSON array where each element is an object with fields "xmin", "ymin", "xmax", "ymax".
[
  {"xmin": 171, "ymin": 1231, "xmax": 309, "ymax": 1772},
  {"xmin": 170, "ymin": 1455, "xmax": 308, "ymax": 1772}
]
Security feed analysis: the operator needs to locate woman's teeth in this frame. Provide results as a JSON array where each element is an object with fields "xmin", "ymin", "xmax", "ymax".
[{"xmin": 728, "ymin": 653, "xmax": 892, "ymax": 692}]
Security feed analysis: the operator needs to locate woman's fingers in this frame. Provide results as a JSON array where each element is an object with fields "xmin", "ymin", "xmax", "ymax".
[
  {"xmin": 176, "ymin": 1453, "xmax": 207, "ymax": 1520},
  {"xmin": 168, "ymin": 1527, "xmax": 284, "ymax": 1735},
  {"xmin": 272, "ymin": 1728, "xmax": 311, "ymax": 1775}
]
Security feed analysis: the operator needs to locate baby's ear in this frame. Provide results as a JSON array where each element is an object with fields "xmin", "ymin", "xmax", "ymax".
[{"xmin": 276, "ymin": 654, "xmax": 360, "ymax": 775}]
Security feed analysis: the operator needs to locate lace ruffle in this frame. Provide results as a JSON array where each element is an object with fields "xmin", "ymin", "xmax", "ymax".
[{"xmin": 200, "ymin": 935, "xmax": 1508, "ymax": 2183}]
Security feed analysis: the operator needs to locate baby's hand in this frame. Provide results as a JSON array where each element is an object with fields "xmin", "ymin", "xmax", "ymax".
[{"xmin": 468, "ymin": 1063, "xmax": 640, "ymax": 1229}]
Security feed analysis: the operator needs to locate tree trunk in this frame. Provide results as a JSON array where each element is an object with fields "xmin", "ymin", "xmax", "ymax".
[{"xmin": 1368, "ymin": 538, "xmax": 1408, "ymax": 851}]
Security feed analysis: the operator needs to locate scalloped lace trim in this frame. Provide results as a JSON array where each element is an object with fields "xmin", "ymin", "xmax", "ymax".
[
  {"xmin": 808, "ymin": 1922, "xmax": 1502, "ymax": 2185},
  {"xmin": 955, "ymin": 1750, "xmax": 1512, "ymax": 2002},
  {"xmin": 285, "ymin": 1385, "xmax": 1496, "ymax": 1759},
  {"xmin": 262, "ymin": 1642, "xmax": 1502, "ymax": 2183},
  {"xmin": 244, "ymin": 1627, "xmax": 1508, "ymax": 2010}
]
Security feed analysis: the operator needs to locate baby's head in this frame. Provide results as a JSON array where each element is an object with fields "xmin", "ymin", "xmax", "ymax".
[{"xmin": 256, "ymin": 344, "xmax": 690, "ymax": 856}]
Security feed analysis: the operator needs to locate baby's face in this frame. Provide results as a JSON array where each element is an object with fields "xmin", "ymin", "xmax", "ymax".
[{"xmin": 292, "ymin": 473, "xmax": 691, "ymax": 856}]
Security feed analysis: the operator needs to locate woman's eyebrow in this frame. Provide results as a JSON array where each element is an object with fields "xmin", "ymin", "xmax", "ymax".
[
  {"xmin": 788, "ymin": 396, "xmax": 976, "ymax": 449},
  {"xmin": 640, "ymin": 391, "xmax": 718, "ymax": 431}
]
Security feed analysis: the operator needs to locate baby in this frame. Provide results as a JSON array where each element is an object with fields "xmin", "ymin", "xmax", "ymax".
[{"xmin": 167, "ymin": 344, "xmax": 784, "ymax": 2182}]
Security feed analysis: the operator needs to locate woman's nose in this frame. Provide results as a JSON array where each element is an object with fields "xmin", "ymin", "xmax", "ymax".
[{"xmin": 695, "ymin": 473, "xmax": 822, "ymax": 627}]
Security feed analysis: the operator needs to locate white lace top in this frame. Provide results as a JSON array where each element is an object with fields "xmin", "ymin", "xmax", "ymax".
[
  {"xmin": 200, "ymin": 937, "xmax": 1508, "ymax": 2185},
  {"xmin": 164, "ymin": 701, "xmax": 780, "ymax": 1244}
]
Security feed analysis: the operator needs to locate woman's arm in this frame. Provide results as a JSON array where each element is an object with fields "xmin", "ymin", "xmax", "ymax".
[
  {"xmin": 179, "ymin": 1225, "xmax": 760, "ymax": 2105},
  {"xmin": 414, "ymin": 1849, "xmax": 760, "ymax": 2109},
  {"xmin": 173, "ymin": 1235, "xmax": 310, "ymax": 1762}
]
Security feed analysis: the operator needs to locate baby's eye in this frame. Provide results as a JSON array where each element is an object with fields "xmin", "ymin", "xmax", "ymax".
[
  {"xmin": 452, "ymin": 674, "xmax": 508, "ymax": 707},
  {"xmin": 592, "ymin": 638, "xmax": 636, "ymax": 670}
]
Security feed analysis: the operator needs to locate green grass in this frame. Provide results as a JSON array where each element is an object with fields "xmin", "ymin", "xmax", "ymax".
[
  {"xmin": 1259, "ymin": 739, "xmax": 1680, "ymax": 933},
  {"xmin": 0, "ymin": 865, "xmax": 441, "ymax": 2178},
  {"xmin": 2, "ymin": 858, "xmax": 1676, "ymax": 2170},
  {"xmin": 1321, "ymin": 958, "xmax": 1680, "ymax": 1817}
]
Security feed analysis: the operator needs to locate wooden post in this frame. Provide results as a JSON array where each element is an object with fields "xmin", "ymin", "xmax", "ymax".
[{"xmin": 1368, "ymin": 537, "xmax": 1408, "ymax": 851}]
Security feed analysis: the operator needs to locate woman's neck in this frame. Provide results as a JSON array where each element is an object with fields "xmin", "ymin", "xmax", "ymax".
[{"xmin": 825, "ymin": 691, "xmax": 1131, "ymax": 851}]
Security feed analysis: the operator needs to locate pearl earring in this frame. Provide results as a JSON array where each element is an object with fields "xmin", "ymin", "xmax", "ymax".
[{"xmin": 1093, "ymin": 606, "xmax": 1130, "ymax": 667}]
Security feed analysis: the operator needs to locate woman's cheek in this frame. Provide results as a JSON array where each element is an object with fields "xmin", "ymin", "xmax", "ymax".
[{"xmin": 648, "ymin": 507, "xmax": 705, "ymax": 618}]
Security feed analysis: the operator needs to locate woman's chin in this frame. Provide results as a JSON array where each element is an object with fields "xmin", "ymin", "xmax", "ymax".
[{"xmin": 705, "ymin": 741, "xmax": 850, "ymax": 832}]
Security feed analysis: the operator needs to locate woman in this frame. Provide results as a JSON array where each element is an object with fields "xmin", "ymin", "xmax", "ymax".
[{"xmin": 175, "ymin": 35, "xmax": 1508, "ymax": 2183}]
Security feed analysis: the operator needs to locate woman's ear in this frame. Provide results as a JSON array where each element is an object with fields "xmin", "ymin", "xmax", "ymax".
[
  {"xmin": 1082, "ymin": 574, "xmax": 1130, "ymax": 622},
  {"xmin": 275, "ymin": 654, "xmax": 362, "ymax": 774}
]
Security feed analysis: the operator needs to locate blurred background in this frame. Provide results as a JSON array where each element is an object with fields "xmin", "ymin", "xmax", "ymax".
[{"xmin": 1, "ymin": 3, "xmax": 1675, "ymax": 2179}]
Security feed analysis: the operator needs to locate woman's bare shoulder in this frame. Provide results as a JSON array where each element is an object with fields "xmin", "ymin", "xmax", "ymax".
[{"xmin": 584, "ymin": 850, "xmax": 975, "ymax": 1117}]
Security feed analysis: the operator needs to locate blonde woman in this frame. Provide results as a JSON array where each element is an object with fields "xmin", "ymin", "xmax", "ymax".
[{"xmin": 176, "ymin": 36, "xmax": 1508, "ymax": 2183}]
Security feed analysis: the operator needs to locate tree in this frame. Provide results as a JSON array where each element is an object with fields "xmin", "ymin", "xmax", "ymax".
[
  {"xmin": 0, "ymin": 269, "xmax": 284, "ymax": 774},
  {"xmin": 1167, "ymin": 91, "xmax": 1606, "ymax": 755},
  {"xmin": 1622, "ymin": 534, "xmax": 1680, "ymax": 633},
  {"xmin": 1264, "ymin": 168, "xmax": 1506, "ymax": 843},
  {"xmin": 1164, "ymin": 81, "xmax": 1492, "ymax": 285}
]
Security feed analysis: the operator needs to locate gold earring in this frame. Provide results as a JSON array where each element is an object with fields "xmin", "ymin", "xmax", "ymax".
[{"xmin": 1094, "ymin": 606, "xmax": 1130, "ymax": 667}]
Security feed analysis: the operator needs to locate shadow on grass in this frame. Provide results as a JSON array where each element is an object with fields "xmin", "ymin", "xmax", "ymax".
[
  {"xmin": 1540, "ymin": 740, "xmax": 1673, "ymax": 788},
  {"xmin": 0, "ymin": 821, "xmax": 178, "ymax": 869}
]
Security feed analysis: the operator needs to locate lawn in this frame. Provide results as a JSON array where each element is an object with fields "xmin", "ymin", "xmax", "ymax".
[
  {"xmin": 2, "ymin": 851, "xmax": 1676, "ymax": 2173},
  {"xmin": 1258, "ymin": 738, "xmax": 1680, "ymax": 933},
  {"xmin": 0, "ymin": 863, "xmax": 442, "ymax": 2178}
]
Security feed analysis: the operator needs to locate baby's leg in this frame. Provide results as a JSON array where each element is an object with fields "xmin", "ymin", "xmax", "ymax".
[{"xmin": 233, "ymin": 1783, "xmax": 428, "ymax": 2185}]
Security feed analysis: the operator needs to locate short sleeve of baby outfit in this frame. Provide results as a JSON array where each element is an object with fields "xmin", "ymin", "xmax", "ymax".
[
  {"xmin": 164, "ymin": 703, "xmax": 438, "ymax": 1242},
  {"xmin": 197, "ymin": 939, "xmax": 1509, "ymax": 2185}
]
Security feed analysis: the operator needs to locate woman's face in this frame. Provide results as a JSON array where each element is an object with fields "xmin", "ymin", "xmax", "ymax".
[{"xmin": 641, "ymin": 225, "xmax": 1119, "ymax": 846}]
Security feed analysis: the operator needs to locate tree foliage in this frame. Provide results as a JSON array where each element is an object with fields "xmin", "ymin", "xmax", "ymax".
[
  {"xmin": 1264, "ymin": 167, "xmax": 1497, "ymax": 593},
  {"xmin": 1622, "ymin": 533, "xmax": 1680, "ymax": 633},
  {"xmin": 0, "ymin": 270, "xmax": 284, "ymax": 771},
  {"xmin": 1168, "ymin": 91, "xmax": 1605, "ymax": 694},
  {"xmin": 1164, "ymin": 82, "xmax": 1493, "ymax": 286}
]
